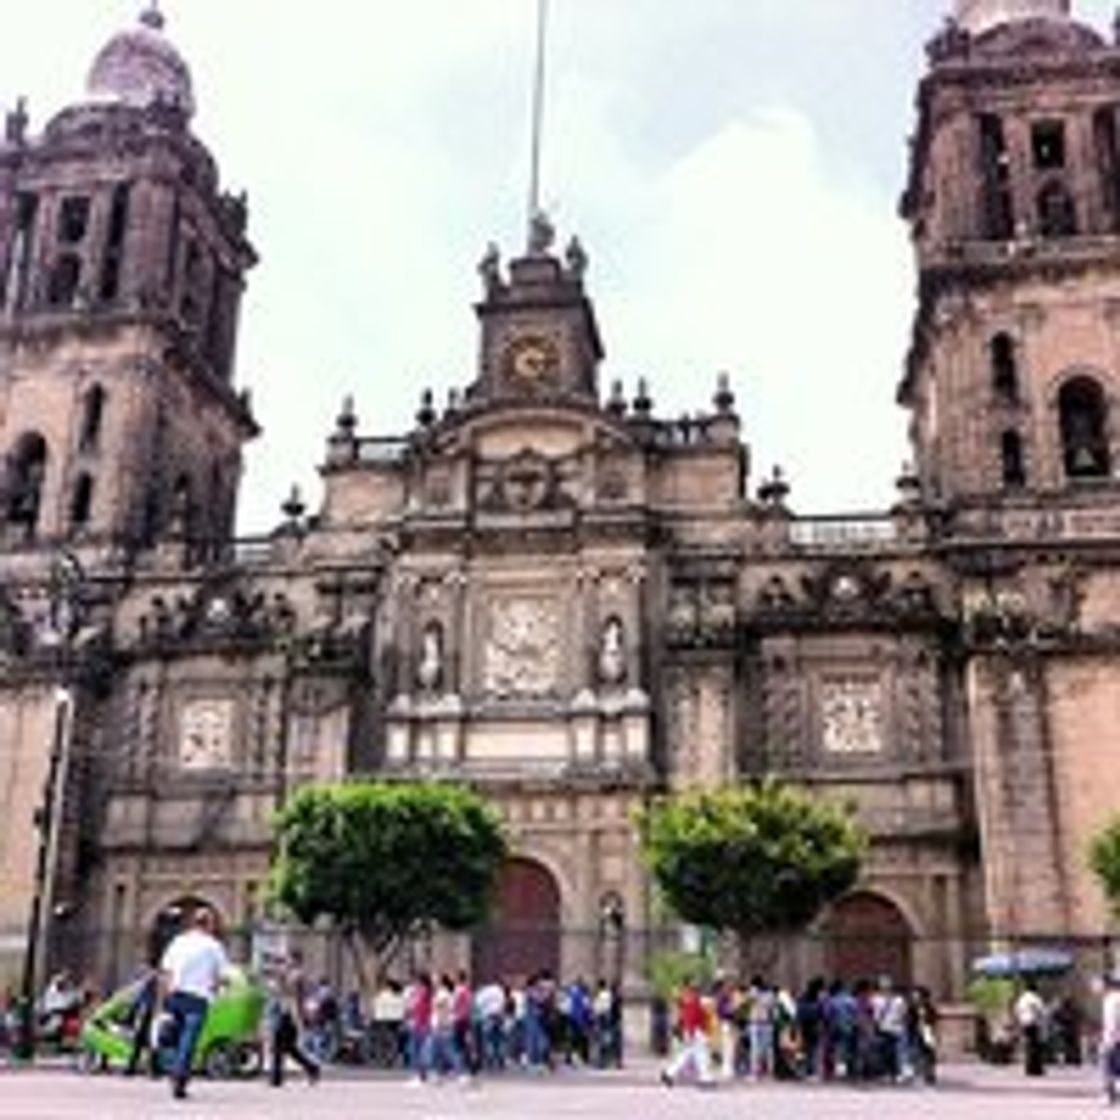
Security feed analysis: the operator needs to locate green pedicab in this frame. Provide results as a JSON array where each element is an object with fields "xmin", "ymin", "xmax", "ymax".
[{"xmin": 79, "ymin": 965, "xmax": 265, "ymax": 1078}]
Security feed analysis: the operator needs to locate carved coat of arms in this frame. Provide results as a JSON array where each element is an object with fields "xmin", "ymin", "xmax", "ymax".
[{"xmin": 483, "ymin": 596, "xmax": 561, "ymax": 697}]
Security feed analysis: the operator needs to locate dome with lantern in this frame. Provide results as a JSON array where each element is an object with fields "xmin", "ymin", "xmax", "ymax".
[{"xmin": 85, "ymin": 4, "xmax": 195, "ymax": 119}]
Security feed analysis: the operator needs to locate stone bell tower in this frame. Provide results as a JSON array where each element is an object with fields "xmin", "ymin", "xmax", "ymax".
[
  {"xmin": 900, "ymin": 0, "xmax": 1120, "ymax": 508},
  {"xmin": 901, "ymin": 2, "xmax": 1120, "ymax": 940},
  {"xmin": 0, "ymin": 5, "xmax": 257, "ymax": 552}
]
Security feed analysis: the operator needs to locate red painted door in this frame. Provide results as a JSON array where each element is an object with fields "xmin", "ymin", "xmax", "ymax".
[
  {"xmin": 824, "ymin": 893, "xmax": 913, "ymax": 987},
  {"xmin": 472, "ymin": 859, "xmax": 561, "ymax": 983}
]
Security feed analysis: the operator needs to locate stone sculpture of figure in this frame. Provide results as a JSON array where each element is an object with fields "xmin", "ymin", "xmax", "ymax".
[
  {"xmin": 4, "ymin": 98, "xmax": 27, "ymax": 146},
  {"xmin": 478, "ymin": 242, "xmax": 502, "ymax": 296},
  {"xmin": 417, "ymin": 621, "xmax": 444, "ymax": 692},
  {"xmin": 598, "ymin": 616, "xmax": 626, "ymax": 687},
  {"xmin": 565, "ymin": 236, "xmax": 588, "ymax": 279},
  {"xmin": 528, "ymin": 209, "xmax": 555, "ymax": 256}
]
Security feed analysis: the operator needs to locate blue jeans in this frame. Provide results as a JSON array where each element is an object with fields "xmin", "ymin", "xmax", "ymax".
[
  {"xmin": 165, "ymin": 991, "xmax": 208, "ymax": 1085},
  {"xmin": 748, "ymin": 1022, "xmax": 773, "ymax": 1077},
  {"xmin": 431, "ymin": 1028, "xmax": 463, "ymax": 1075},
  {"xmin": 408, "ymin": 1027, "xmax": 432, "ymax": 1076}
]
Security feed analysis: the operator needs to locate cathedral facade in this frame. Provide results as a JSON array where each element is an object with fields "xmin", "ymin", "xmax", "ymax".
[{"xmin": 2, "ymin": 0, "xmax": 1120, "ymax": 1001}]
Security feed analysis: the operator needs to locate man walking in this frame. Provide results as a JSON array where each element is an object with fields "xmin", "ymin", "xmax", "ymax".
[
  {"xmin": 1014, "ymin": 979, "xmax": 1047, "ymax": 1078},
  {"xmin": 266, "ymin": 949, "xmax": 320, "ymax": 1088},
  {"xmin": 1102, "ymin": 974, "xmax": 1120, "ymax": 1105},
  {"xmin": 159, "ymin": 906, "xmax": 229, "ymax": 1100}
]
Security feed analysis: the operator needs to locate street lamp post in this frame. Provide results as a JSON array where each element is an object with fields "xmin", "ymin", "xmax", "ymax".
[{"xmin": 14, "ymin": 549, "xmax": 85, "ymax": 1062}]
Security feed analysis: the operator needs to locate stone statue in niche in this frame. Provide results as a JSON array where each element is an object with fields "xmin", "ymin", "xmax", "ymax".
[
  {"xmin": 598, "ymin": 616, "xmax": 627, "ymax": 687},
  {"xmin": 416, "ymin": 621, "xmax": 444, "ymax": 693}
]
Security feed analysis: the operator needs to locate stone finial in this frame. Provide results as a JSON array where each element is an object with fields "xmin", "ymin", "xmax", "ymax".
[
  {"xmin": 416, "ymin": 388, "xmax": 436, "ymax": 428},
  {"xmin": 478, "ymin": 241, "xmax": 503, "ymax": 296},
  {"xmin": 4, "ymin": 98, "xmax": 28, "ymax": 146},
  {"xmin": 281, "ymin": 484, "xmax": 305, "ymax": 523},
  {"xmin": 896, "ymin": 462, "xmax": 922, "ymax": 504},
  {"xmin": 606, "ymin": 379, "xmax": 626, "ymax": 417},
  {"xmin": 758, "ymin": 465, "xmax": 790, "ymax": 508},
  {"xmin": 335, "ymin": 395, "xmax": 357, "ymax": 437},
  {"xmin": 565, "ymin": 236, "xmax": 588, "ymax": 280},
  {"xmin": 632, "ymin": 377, "xmax": 652, "ymax": 417},
  {"xmin": 713, "ymin": 371, "xmax": 736, "ymax": 415},
  {"xmin": 527, "ymin": 209, "xmax": 555, "ymax": 256}
]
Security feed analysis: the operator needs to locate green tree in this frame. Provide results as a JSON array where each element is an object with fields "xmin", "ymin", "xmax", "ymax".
[
  {"xmin": 638, "ymin": 780, "xmax": 866, "ymax": 960},
  {"xmin": 270, "ymin": 781, "xmax": 507, "ymax": 982},
  {"xmin": 1090, "ymin": 816, "xmax": 1120, "ymax": 919}
]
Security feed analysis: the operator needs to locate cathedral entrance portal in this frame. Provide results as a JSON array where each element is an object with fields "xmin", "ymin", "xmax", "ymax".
[
  {"xmin": 472, "ymin": 858, "xmax": 561, "ymax": 983},
  {"xmin": 822, "ymin": 892, "xmax": 913, "ymax": 987}
]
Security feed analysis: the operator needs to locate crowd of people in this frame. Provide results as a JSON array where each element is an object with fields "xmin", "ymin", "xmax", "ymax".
[
  {"xmin": 0, "ymin": 971, "xmax": 91, "ymax": 1056},
  {"xmin": 282, "ymin": 969, "xmax": 626, "ymax": 1082},
  {"xmin": 660, "ymin": 974, "xmax": 939, "ymax": 1089},
  {"xmin": 6, "ymin": 910, "xmax": 1120, "ymax": 1107}
]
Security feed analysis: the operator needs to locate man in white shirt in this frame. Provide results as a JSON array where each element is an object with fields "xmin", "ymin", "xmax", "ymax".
[
  {"xmin": 1101, "ymin": 974, "xmax": 1120, "ymax": 1105},
  {"xmin": 1013, "ymin": 980, "xmax": 1047, "ymax": 1077},
  {"xmin": 160, "ymin": 906, "xmax": 230, "ymax": 1100}
]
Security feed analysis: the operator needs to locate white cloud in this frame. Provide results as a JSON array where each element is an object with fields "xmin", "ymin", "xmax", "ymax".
[{"xmin": 595, "ymin": 109, "xmax": 913, "ymax": 513}]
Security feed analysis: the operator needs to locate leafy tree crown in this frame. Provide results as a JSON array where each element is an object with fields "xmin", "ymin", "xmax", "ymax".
[
  {"xmin": 270, "ymin": 781, "xmax": 507, "ymax": 951},
  {"xmin": 638, "ymin": 780, "xmax": 866, "ymax": 938},
  {"xmin": 1090, "ymin": 817, "xmax": 1120, "ymax": 920}
]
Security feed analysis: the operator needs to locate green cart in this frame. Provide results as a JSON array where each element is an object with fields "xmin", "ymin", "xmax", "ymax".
[{"xmin": 79, "ymin": 966, "xmax": 265, "ymax": 1077}]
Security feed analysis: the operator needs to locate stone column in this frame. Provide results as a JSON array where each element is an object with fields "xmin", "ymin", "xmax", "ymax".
[{"xmin": 967, "ymin": 654, "xmax": 1071, "ymax": 937}]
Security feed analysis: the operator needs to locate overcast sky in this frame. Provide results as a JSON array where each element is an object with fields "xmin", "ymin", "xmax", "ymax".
[{"xmin": 2, "ymin": 1, "xmax": 1117, "ymax": 532}]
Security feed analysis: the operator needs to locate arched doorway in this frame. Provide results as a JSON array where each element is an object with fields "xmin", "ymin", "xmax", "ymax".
[
  {"xmin": 822, "ymin": 892, "xmax": 913, "ymax": 987},
  {"xmin": 472, "ymin": 858, "xmax": 561, "ymax": 983},
  {"xmin": 147, "ymin": 895, "xmax": 223, "ymax": 965}
]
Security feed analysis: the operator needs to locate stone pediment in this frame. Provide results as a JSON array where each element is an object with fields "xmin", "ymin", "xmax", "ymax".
[{"xmin": 447, "ymin": 407, "xmax": 634, "ymax": 463}]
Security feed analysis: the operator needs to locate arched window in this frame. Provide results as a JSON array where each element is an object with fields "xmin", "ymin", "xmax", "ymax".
[
  {"xmin": 70, "ymin": 473, "xmax": 94, "ymax": 529},
  {"xmin": 170, "ymin": 472, "xmax": 193, "ymax": 536},
  {"xmin": 1037, "ymin": 180, "xmax": 1078, "ymax": 238},
  {"xmin": 79, "ymin": 384, "xmax": 106, "ymax": 452},
  {"xmin": 1001, "ymin": 430, "xmax": 1026, "ymax": 488},
  {"xmin": 5, "ymin": 431, "xmax": 48, "ymax": 533},
  {"xmin": 179, "ymin": 241, "xmax": 202, "ymax": 327},
  {"xmin": 47, "ymin": 252, "xmax": 82, "ymax": 307},
  {"xmin": 1059, "ymin": 376, "xmax": 1111, "ymax": 479},
  {"xmin": 990, "ymin": 333, "xmax": 1019, "ymax": 400}
]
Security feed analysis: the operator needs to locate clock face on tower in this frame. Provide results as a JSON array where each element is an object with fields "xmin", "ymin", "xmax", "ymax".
[{"xmin": 503, "ymin": 332, "xmax": 560, "ymax": 385}]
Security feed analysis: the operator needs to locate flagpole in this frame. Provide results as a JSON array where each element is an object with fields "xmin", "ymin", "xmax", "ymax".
[{"xmin": 527, "ymin": 0, "xmax": 549, "ymax": 250}]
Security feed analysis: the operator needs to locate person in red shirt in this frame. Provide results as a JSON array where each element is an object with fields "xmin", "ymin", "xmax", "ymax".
[
  {"xmin": 660, "ymin": 981, "xmax": 716, "ymax": 1088},
  {"xmin": 405, "ymin": 972, "xmax": 433, "ymax": 1085},
  {"xmin": 451, "ymin": 970, "xmax": 475, "ymax": 1078}
]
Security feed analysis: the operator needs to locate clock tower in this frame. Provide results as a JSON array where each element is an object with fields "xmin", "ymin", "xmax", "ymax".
[{"xmin": 472, "ymin": 216, "xmax": 604, "ymax": 406}]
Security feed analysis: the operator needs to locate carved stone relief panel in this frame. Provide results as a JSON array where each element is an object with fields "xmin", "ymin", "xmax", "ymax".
[
  {"xmin": 665, "ymin": 667, "xmax": 733, "ymax": 786},
  {"xmin": 177, "ymin": 697, "xmax": 235, "ymax": 771},
  {"xmin": 820, "ymin": 677, "xmax": 885, "ymax": 756},
  {"xmin": 481, "ymin": 594, "xmax": 563, "ymax": 698},
  {"xmin": 758, "ymin": 643, "xmax": 805, "ymax": 765}
]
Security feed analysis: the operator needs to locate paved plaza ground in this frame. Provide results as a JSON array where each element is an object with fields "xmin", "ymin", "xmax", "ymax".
[{"xmin": 0, "ymin": 1062, "xmax": 1108, "ymax": 1120}]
